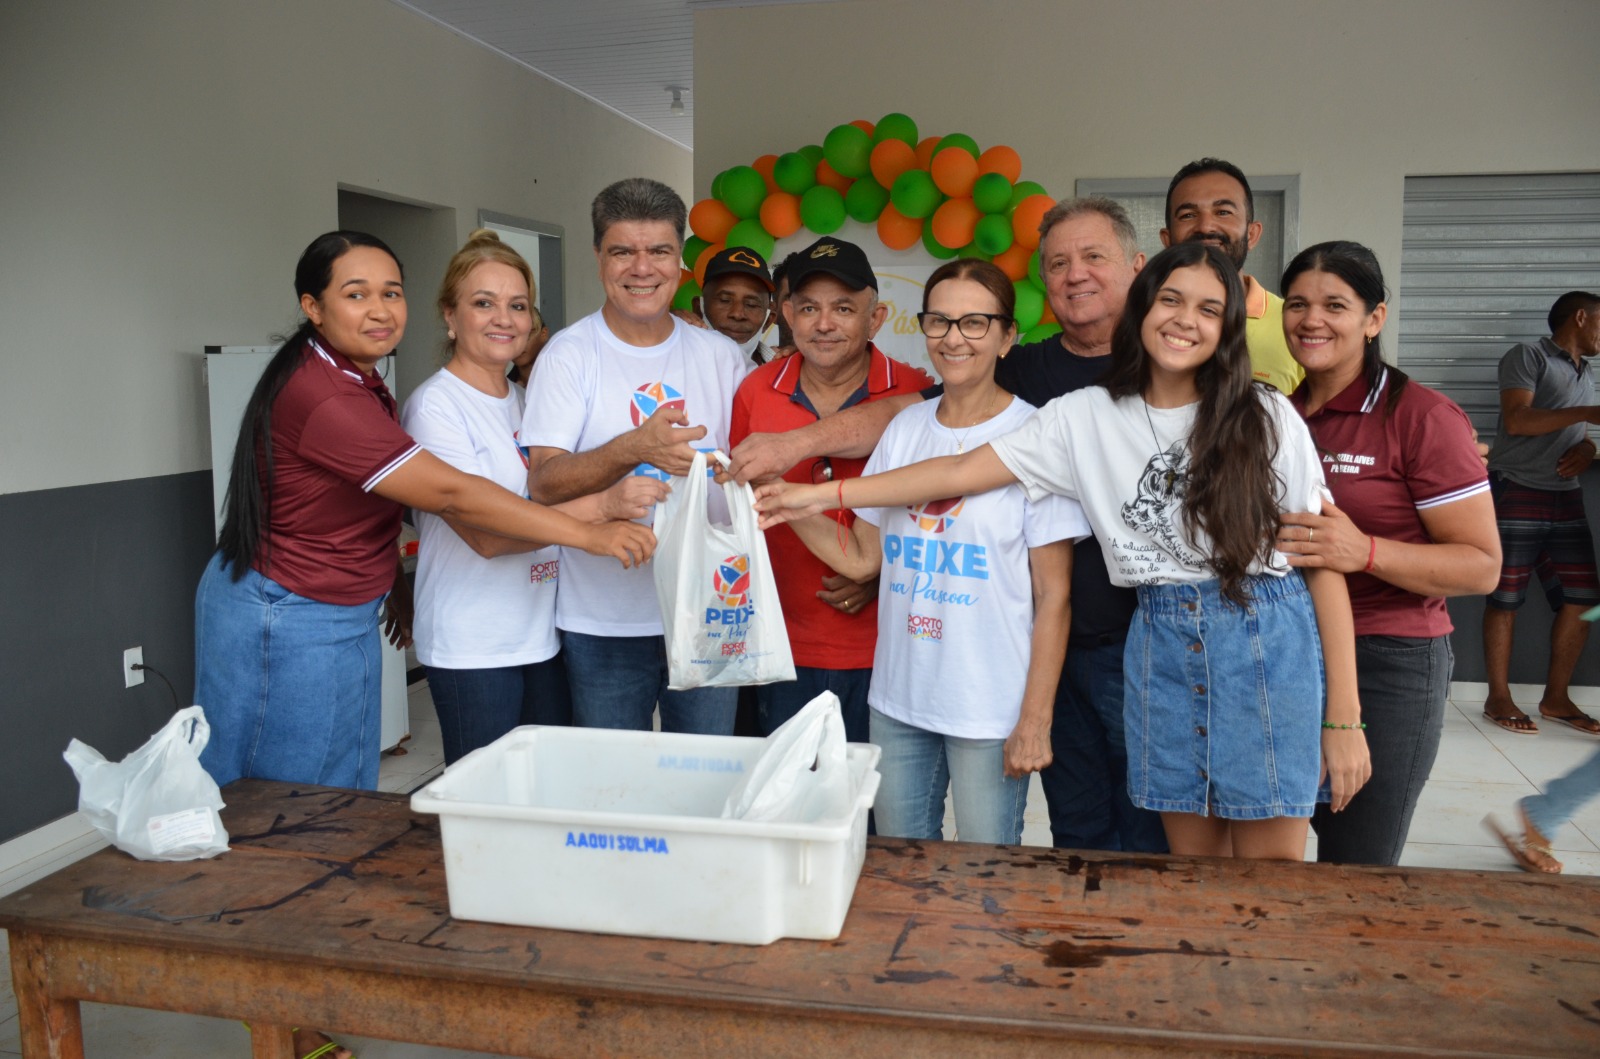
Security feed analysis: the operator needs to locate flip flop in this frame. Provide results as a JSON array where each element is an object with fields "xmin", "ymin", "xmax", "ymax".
[
  {"xmin": 1538, "ymin": 711, "xmax": 1600, "ymax": 734},
  {"xmin": 1483, "ymin": 710, "xmax": 1539, "ymax": 735},
  {"xmin": 1483, "ymin": 813, "xmax": 1563, "ymax": 874}
]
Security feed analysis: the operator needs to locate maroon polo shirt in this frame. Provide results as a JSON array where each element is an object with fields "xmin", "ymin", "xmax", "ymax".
[
  {"xmin": 1292, "ymin": 368, "xmax": 1489, "ymax": 637},
  {"xmin": 256, "ymin": 339, "xmax": 420, "ymax": 605},
  {"xmin": 729, "ymin": 344, "xmax": 932, "ymax": 668}
]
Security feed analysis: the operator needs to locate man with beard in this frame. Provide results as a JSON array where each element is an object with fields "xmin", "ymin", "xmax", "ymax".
[{"xmin": 1159, "ymin": 158, "xmax": 1303, "ymax": 395}]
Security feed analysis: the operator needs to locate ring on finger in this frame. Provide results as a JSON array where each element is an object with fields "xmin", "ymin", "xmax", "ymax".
[{"xmin": 1308, "ymin": 527, "xmax": 1315, "ymax": 542}]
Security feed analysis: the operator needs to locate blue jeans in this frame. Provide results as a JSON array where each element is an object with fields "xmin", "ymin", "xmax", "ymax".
[
  {"xmin": 870, "ymin": 707, "xmax": 1027, "ymax": 844},
  {"xmin": 1038, "ymin": 636, "xmax": 1169, "ymax": 853},
  {"xmin": 1312, "ymin": 635, "xmax": 1451, "ymax": 865},
  {"xmin": 1522, "ymin": 745, "xmax": 1600, "ymax": 842},
  {"xmin": 560, "ymin": 631, "xmax": 737, "ymax": 734},
  {"xmin": 194, "ymin": 552, "xmax": 383, "ymax": 790},
  {"xmin": 426, "ymin": 654, "xmax": 572, "ymax": 766},
  {"xmin": 756, "ymin": 666, "xmax": 872, "ymax": 743}
]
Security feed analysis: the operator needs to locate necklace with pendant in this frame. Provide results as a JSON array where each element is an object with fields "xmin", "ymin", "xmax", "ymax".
[
  {"xmin": 1142, "ymin": 398, "xmax": 1182, "ymax": 492},
  {"xmin": 945, "ymin": 388, "xmax": 1001, "ymax": 454}
]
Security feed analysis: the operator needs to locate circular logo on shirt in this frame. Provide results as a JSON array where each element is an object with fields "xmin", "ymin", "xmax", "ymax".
[
  {"xmin": 712, "ymin": 554, "xmax": 751, "ymax": 607},
  {"xmin": 630, "ymin": 381, "xmax": 686, "ymax": 426},
  {"xmin": 908, "ymin": 497, "xmax": 965, "ymax": 534}
]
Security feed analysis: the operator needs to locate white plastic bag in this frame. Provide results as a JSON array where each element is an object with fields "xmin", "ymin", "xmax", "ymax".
[
  {"xmin": 721, "ymin": 692, "xmax": 852, "ymax": 824},
  {"xmin": 654, "ymin": 449, "xmax": 796, "ymax": 689},
  {"xmin": 63, "ymin": 705, "xmax": 230, "ymax": 861}
]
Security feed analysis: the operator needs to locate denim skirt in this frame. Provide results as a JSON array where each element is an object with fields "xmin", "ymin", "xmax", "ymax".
[{"xmin": 1125, "ymin": 572, "xmax": 1328, "ymax": 819}]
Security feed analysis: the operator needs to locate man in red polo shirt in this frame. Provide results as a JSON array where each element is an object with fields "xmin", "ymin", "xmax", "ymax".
[{"xmin": 729, "ymin": 237, "xmax": 931, "ymax": 739}]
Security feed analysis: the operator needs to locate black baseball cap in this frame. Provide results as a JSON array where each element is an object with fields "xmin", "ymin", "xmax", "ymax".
[
  {"xmin": 701, "ymin": 246, "xmax": 774, "ymax": 291},
  {"xmin": 788, "ymin": 236, "xmax": 878, "ymax": 293}
]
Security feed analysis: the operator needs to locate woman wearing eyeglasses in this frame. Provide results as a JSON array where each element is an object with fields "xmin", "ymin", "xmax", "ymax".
[{"xmin": 768, "ymin": 259, "xmax": 1088, "ymax": 843}]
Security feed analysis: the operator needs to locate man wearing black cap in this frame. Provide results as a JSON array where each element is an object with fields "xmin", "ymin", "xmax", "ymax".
[
  {"xmin": 729, "ymin": 237, "xmax": 931, "ymax": 742},
  {"xmin": 696, "ymin": 246, "xmax": 778, "ymax": 369}
]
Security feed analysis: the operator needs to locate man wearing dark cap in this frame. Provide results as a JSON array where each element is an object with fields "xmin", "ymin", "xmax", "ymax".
[
  {"xmin": 729, "ymin": 237, "xmax": 931, "ymax": 741},
  {"xmin": 696, "ymin": 246, "xmax": 778, "ymax": 369}
]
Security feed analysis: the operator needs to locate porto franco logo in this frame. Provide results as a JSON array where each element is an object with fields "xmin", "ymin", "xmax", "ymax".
[
  {"xmin": 907, "ymin": 614, "xmax": 943, "ymax": 641},
  {"xmin": 712, "ymin": 555, "xmax": 751, "ymax": 607},
  {"xmin": 513, "ymin": 429, "xmax": 530, "ymax": 469},
  {"xmin": 630, "ymin": 381, "xmax": 686, "ymax": 427},
  {"xmin": 908, "ymin": 496, "xmax": 965, "ymax": 534}
]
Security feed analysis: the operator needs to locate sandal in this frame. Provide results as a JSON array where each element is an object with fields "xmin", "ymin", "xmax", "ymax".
[
  {"xmin": 1483, "ymin": 813, "xmax": 1563, "ymax": 874},
  {"xmin": 1538, "ymin": 709, "xmax": 1600, "ymax": 735},
  {"xmin": 1483, "ymin": 708, "xmax": 1539, "ymax": 734},
  {"xmin": 240, "ymin": 1024, "xmax": 355, "ymax": 1059}
]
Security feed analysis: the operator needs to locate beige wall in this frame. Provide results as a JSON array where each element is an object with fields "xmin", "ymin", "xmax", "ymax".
[
  {"xmin": 695, "ymin": 0, "xmax": 1600, "ymax": 336},
  {"xmin": 0, "ymin": 0, "xmax": 690, "ymax": 495}
]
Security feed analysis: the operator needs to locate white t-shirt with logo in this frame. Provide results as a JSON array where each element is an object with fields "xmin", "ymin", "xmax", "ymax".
[
  {"xmin": 858, "ymin": 397, "xmax": 1091, "ymax": 739},
  {"xmin": 520, "ymin": 310, "xmax": 746, "ymax": 636},
  {"xmin": 401, "ymin": 369, "xmax": 560, "ymax": 668},
  {"xmin": 990, "ymin": 386, "xmax": 1325, "ymax": 587}
]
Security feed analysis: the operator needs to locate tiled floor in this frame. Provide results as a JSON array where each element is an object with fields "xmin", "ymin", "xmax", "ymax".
[{"xmin": 4, "ymin": 681, "xmax": 1597, "ymax": 1057}]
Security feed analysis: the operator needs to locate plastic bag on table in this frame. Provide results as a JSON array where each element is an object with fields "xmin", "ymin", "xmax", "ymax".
[
  {"xmin": 653, "ymin": 448, "xmax": 796, "ymax": 689},
  {"xmin": 63, "ymin": 705, "xmax": 230, "ymax": 861},
  {"xmin": 721, "ymin": 692, "xmax": 851, "ymax": 824}
]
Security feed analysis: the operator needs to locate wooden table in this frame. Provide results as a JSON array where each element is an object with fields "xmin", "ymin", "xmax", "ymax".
[{"xmin": 3, "ymin": 780, "xmax": 1598, "ymax": 1058}]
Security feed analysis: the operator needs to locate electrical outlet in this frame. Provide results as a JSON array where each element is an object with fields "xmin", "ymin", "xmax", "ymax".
[{"xmin": 124, "ymin": 646, "xmax": 144, "ymax": 689}]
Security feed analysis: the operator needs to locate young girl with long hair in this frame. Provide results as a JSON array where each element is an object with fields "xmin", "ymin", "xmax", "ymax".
[{"xmin": 757, "ymin": 242, "xmax": 1370, "ymax": 860}]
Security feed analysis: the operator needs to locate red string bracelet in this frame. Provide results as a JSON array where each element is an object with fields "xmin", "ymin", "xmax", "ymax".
[
  {"xmin": 1363, "ymin": 534, "xmax": 1377, "ymax": 573},
  {"xmin": 836, "ymin": 480, "xmax": 847, "ymax": 554}
]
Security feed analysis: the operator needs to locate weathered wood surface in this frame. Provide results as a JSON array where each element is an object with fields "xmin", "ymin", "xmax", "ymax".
[{"xmin": 3, "ymin": 780, "xmax": 1598, "ymax": 1058}]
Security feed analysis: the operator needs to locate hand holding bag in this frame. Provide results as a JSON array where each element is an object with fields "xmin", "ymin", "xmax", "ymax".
[
  {"xmin": 63, "ymin": 705, "xmax": 230, "ymax": 861},
  {"xmin": 653, "ymin": 449, "xmax": 796, "ymax": 689}
]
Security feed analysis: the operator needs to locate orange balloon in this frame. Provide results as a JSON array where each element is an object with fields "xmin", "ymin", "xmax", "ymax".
[
  {"xmin": 1038, "ymin": 298, "xmax": 1057, "ymax": 326},
  {"xmin": 759, "ymin": 191, "xmax": 803, "ymax": 239},
  {"xmin": 815, "ymin": 159, "xmax": 854, "ymax": 193},
  {"xmin": 930, "ymin": 197, "xmax": 981, "ymax": 250},
  {"xmin": 693, "ymin": 242, "xmax": 725, "ymax": 286},
  {"xmin": 689, "ymin": 199, "xmax": 737, "ymax": 244},
  {"xmin": 869, "ymin": 139, "xmax": 917, "ymax": 191},
  {"xmin": 977, "ymin": 145, "xmax": 1023, "ymax": 183},
  {"xmin": 753, "ymin": 154, "xmax": 779, "ymax": 194},
  {"xmin": 850, "ymin": 119, "xmax": 875, "ymax": 137},
  {"xmin": 993, "ymin": 242, "xmax": 1031, "ymax": 281},
  {"xmin": 930, "ymin": 147, "xmax": 979, "ymax": 197},
  {"xmin": 1011, "ymin": 193, "xmax": 1055, "ymax": 250},
  {"xmin": 877, "ymin": 205, "xmax": 923, "ymax": 251},
  {"xmin": 913, "ymin": 136, "xmax": 941, "ymax": 170}
]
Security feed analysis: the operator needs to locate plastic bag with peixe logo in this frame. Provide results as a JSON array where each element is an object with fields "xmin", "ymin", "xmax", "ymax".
[{"xmin": 653, "ymin": 449, "xmax": 796, "ymax": 689}]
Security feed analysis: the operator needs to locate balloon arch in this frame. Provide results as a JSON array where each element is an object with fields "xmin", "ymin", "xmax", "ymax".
[{"xmin": 680, "ymin": 113, "xmax": 1064, "ymax": 351}]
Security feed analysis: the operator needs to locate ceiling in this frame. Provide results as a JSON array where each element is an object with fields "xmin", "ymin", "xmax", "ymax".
[{"xmin": 394, "ymin": 0, "xmax": 800, "ymax": 151}]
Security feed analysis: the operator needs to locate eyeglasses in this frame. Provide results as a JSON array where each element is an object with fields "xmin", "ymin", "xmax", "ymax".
[
  {"xmin": 810, "ymin": 456, "xmax": 834, "ymax": 484},
  {"xmin": 917, "ymin": 312, "xmax": 1013, "ymax": 340}
]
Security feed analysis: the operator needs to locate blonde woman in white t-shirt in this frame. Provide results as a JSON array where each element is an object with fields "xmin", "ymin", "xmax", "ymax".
[
  {"xmin": 769, "ymin": 259, "xmax": 1087, "ymax": 844},
  {"xmin": 758, "ymin": 243, "xmax": 1370, "ymax": 861}
]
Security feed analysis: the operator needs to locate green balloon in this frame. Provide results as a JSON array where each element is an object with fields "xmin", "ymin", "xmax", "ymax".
[
  {"xmin": 1010, "ymin": 180, "xmax": 1048, "ymax": 209},
  {"xmin": 684, "ymin": 234, "xmax": 710, "ymax": 270},
  {"xmin": 922, "ymin": 221, "xmax": 958, "ymax": 259},
  {"xmin": 773, "ymin": 152, "xmax": 816, "ymax": 196},
  {"xmin": 798, "ymin": 143, "xmax": 825, "ymax": 166},
  {"xmin": 720, "ymin": 166, "xmax": 767, "ymax": 219},
  {"xmin": 890, "ymin": 169, "xmax": 941, "ymax": 219},
  {"xmin": 936, "ymin": 133, "xmax": 980, "ymax": 159},
  {"xmin": 975, "ymin": 214, "xmax": 1014, "ymax": 256},
  {"xmin": 800, "ymin": 185, "xmax": 846, "ymax": 235},
  {"xmin": 972, "ymin": 173, "xmax": 1013, "ymax": 215},
  {"xmin": 844, "ymin": 177, "xmax": 890, "ymax": 223},
  {"xmin": 1028, "ymin": 249, "xmax": 1045, "ymax": 291},
  {"xmin": 710, "ymin": 169, "xmax": 728, "ymax": 202},
  {"xmin": 873, "ymin": 112, "xmax": 918, "ymax": 146},
  {"xmin": 1021, "ymin": 322, "xmax": 1063, "ymax": 345},
  {"xmin": 673, "ymin": 276, "xmax": 701, "ymax": 312},
  {"xmin": 823, "ymin": 124, "xmax": 873, "ymax": 179},
  {"xmin": 724, "ymin": 217, "xmax": 776, "ymax": 260},
  {"xmin": 956, "ymin": 245, "xmax": 992, "ymax": 261},
  {"xmin": 1013, "ymin": 281, "xmax": 1044, "ymax": 331}
]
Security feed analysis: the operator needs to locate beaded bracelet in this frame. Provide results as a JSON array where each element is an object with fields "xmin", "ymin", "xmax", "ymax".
[
  {"xmin": 1363, "ymin": 534, "xmax": 1377, "ymax": 573},
  {"xmin": 1321, "ymin": 721, "xmax": 1367, "ymax": 730}
]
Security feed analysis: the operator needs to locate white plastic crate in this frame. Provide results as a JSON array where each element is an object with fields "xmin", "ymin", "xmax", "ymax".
[{"xmin": 410, "ymin": 725, "xmax": 881, "ymax": 945}]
